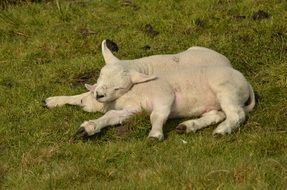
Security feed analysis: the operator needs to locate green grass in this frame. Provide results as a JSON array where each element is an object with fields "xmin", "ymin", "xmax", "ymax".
[{"xmin": 1, "ymin": 0, "xmax": 287, "ymax": 189}]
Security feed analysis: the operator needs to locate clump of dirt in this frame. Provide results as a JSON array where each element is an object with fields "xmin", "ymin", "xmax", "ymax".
[
  {"xmin": 113, "ymin": 125, "xmax": 129, "ymax": 139},
  {"xmin": 142, "ymin": 45, "xmax": 151, "ymax": 50},
  {"xmin": 79, "ymin": 28, "xmax": 96, "ymax": 37},
  {"xmin": 72, "ymin": 69, "xmax": 100, "ymax": 86},
  {"xmin": 233, "ymin": 15, "xmax": 246, "ymax": 20},
  {"xmin": 252, "ymin": 10, "xmax": 269, "ymax": 20},
  {"xmin": 194, "ymin": 18, "xmax": 205, "ymax": 27},
  {"xmin": 121, "ymin": 0, "xmax": 140, "ymax": 11},
  {"xmin": 0, "ymin": 77, "xmax": 18, "ymax": 88},
  {"xmin": 105, "ymin": 39, "xmax": 119, "ymax": 52},
  {"xmin": 183, "ymin": 28, "xmax": 194, "ymax": 35},
  {"xmin": 144, "ymin": 24, "xmax": 159, "ymax": 37}
]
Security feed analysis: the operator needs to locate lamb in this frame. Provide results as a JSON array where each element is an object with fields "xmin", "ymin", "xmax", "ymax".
[
  {"xmin": 45, "ymin": 40, "xmax": 230, "ymax": 112},
  {"xmin": 45, "ymin": 40, "xmax": 255, "ymax": 140}
]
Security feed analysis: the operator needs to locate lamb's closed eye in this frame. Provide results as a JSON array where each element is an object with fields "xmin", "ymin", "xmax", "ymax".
[{"xmin": 114, "ymin": 87, "xmax": 125, "ymax": 91}]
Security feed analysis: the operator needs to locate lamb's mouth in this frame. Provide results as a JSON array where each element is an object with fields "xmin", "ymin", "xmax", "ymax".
[
  {"xmin": 95, "ymin": 95, "xmax": 112, "ymax": 103},
  {"xmin": 96, "ymin": 94, "xmax": 105, "ymax": 100}
]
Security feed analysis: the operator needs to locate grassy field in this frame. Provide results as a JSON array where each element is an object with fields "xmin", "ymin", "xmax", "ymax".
[{"xmin": 1, "ymin": 0, "xmax": 287, "ymax": 189}]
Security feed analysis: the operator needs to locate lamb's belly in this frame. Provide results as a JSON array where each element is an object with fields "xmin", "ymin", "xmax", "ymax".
[{"xmin": 171, "ymin": 91, "xmax": 220, "ymax": 118}]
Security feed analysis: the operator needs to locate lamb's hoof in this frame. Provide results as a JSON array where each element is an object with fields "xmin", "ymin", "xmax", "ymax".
[
  {"xmin": 147, "ymin": 136, "xmax": 162, "ymax": 145},
  {"xmin": 45, "ymin": 97, "xmax": 60, "ymax": 108},
  {"xmin": 213, "ymin": 126, "xmax": 231, "ymax": 137},
  {"xmin": 212, "ymin": 132, "xmax": 224, "ymax": 138},
  {"xmin": 74, "ymin": 127, "xmax": 89, "ymax": 139},
  {"xmin": 42, "ymin": 100, "xmax": 48, "ymax": 108},
  {"xmin": 175, "ymin": 124, "xmax": 187, "ymax": 134},
  {"xmin": 148, "ymin": 132, "xmax": 164, "ymax": 141}
]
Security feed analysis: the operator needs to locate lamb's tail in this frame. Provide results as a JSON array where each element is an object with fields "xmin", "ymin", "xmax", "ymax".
[{"xmin": 244, "ymin": 83, "xmax": 256, "ymax": 113}]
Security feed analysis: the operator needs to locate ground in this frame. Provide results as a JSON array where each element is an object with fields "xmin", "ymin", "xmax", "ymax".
[{"xmin": 0, "ymin": 0, "xmax": 287, "ymax": 189}]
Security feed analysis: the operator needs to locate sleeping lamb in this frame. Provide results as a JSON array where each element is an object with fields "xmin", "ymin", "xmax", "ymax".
[{"xmin": 45, "ymin": 40, "xmax": 254, "ymax": 140}]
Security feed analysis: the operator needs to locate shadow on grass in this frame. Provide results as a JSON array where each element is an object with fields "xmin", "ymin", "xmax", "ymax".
[
  {"xmin": 58, "ymin": 104, "xmax": 256, "ymax": 144},
  {"xmin": 69, "ymin": 117, "xmax": 189, "ymax": 143}
]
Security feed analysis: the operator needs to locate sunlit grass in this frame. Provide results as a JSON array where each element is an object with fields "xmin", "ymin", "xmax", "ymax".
[{"xmin": 0, "ymin": 0, "xmax": 286, "ymax": 189}]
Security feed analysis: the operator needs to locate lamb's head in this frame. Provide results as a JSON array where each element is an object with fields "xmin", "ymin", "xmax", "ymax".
[
  {"xmin": 86, "ymin": 64, "xmax": 156, "ymax": 103},
  {"xmin": 93, "ymin": 64, "xmax": 132, "ymax": 102},
  {"xmin": 85, "ymin": 40, "xmax": 157, "ymax": 103}
]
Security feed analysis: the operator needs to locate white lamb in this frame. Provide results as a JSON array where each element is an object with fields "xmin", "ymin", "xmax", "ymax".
[{"xmin": 46, "ymin": 40, "xmax": 254, "ymax": 140}]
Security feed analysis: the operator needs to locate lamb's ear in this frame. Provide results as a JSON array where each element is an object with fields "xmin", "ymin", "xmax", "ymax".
[
  {"xmin": 130, "ymin": 70, "xmax": 157, "ymax": 84},
  {"xmin": 85, "ymin": 84, "xmax": 97, "ymax": 92},
  {"xmin": 102, "ymin": 40, "xmax": 120, "ymax": 65}
]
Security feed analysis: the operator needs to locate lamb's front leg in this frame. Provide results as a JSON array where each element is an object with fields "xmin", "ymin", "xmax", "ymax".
[
  {"xmin": 75, "ymin": 109, "xmax": 137, "ymax": 138},
  {"xmin": 148, "ymin": 106, "xmax": 171, "ymax": 141},
  {"xmin": 45, "ymin": 92, "xmax": 103, "ymax": 112}
]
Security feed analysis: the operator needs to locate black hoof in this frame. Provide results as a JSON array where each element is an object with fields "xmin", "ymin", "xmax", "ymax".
[
  {"xmin": 147, "ymin": 137, "xmax": 161, "ymax": 145},
  {"xmin": 149, "ymin": 136, "xmax": 160, "ymax": 141},
  {"xmin": 212, "ymin": 132, "xmax": 224, "ymax": 138},
  {"xmin": 175, "ymin": 124, "xmax": 187, "ymax": 134},
  {"xmin": 42, "ymin": 100, "xmax": 48, "ymax": 108},
  {"xmin": 74, "ymin": 127, "xmax": 89, "ymax": 139}
]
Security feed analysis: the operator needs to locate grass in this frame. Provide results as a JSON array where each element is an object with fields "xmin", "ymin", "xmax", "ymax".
[{"xmin": 0, "ymin": 0, "xmax": 287, "ymax": 189}]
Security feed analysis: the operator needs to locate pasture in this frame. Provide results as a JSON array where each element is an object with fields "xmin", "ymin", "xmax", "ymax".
[{"xmin": 0, "ymin": 0, "xmax": 286, "ymax": 189}]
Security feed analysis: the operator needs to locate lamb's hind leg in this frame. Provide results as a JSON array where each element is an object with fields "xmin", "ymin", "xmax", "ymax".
[
  {"xmin": 213, "ymin": 103, "xmax": 245, "ymax": 135},
  {"xmin": 45, "ymin": 92, "xmax": 103, "ymax": 112},
  {"xmin": 213, "ymin": 92, "xmax": 246, "ymax": 135},
  {"xmin": 176, "ymin": 110, "xmax": 226, "ymax": 134}
]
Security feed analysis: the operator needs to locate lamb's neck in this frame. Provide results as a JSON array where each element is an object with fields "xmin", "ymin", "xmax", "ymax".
[
  {"xmin": 122, "ymin": 55, "xmax": 178, "ymax": 75},
  {"xmin": 124, "ymin": 60, "xmax": 154, "ymax": 75}
]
